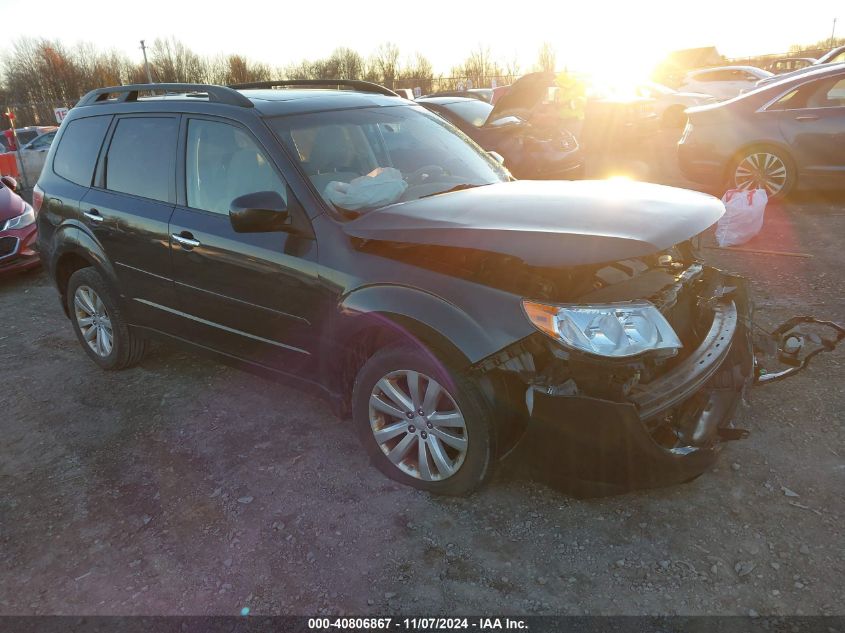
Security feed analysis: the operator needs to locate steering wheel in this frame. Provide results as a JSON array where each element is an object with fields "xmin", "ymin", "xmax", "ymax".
[{"xmin": 405, "ymin": 165, "xmax": 445, "ymax": 185}]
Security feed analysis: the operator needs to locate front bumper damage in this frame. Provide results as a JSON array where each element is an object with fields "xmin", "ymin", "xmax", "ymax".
[{"xmin": 488, "ymin": 266, "xmax": 844, "ymax": 491}]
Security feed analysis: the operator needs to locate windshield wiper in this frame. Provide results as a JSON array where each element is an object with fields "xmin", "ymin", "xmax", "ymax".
[{"xmin": 420, "ymin": 183, "xmax": 488, "ymax": 199}]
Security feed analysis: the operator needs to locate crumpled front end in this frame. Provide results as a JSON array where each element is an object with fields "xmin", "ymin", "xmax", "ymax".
[
  {"xmin": 526, "ymin": 280, "xmax": 753, "ymax": 489},
  {"xmin": 476, "ymin": 261, "xmax": 757, "ymax": 489}
]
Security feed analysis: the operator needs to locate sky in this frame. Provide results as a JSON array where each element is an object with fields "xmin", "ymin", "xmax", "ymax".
[{"xmin": 0, "ymin": 0, "xmax": 839, "ymax": 79}]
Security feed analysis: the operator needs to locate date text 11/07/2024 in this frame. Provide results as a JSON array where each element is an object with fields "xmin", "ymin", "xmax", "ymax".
[{"xmin": 307, "ymin": 617, "xmax": 529, "ymax": 630}]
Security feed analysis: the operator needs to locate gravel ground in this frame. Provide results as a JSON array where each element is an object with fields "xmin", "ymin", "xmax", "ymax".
[{"xmin": 1, "ymin": 135, "xmax": 844, "ymax": 616}]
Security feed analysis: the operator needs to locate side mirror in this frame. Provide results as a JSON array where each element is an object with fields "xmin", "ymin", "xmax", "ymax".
[
  {"xmin": 488, "ymin": 151, "xmax": 505, "ymax": 165},
  {"xmin": 1, "ymin": 175, "xmax": 18, "ymax": 191},
  {"xmin": 229, "ymin": 191, "xmax": 289, "ymax": 233}
]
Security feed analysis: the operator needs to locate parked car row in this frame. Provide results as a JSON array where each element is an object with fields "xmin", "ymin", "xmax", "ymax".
[
  {"xmin": 3, "ymin": 57, "xmax": 843, "ymax": 290},
  {"xmin": 679, "ymin": 63, "xmax": 845, "ymax": 198}
]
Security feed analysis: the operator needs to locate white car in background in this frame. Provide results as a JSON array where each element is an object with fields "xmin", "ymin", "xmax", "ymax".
[
  {"xmin": 679, "ymin": 66, "xmax": 773, "ymax": 100},
  {"xmin": 636, "ymin": 82, "xmax": 717, "ymax": 127},
  {"xmin": 14, "ymin": 129, "xmax": 57, "ymax": 182},
  {"xmin": 0, "ymin": 125, "xmax": 57, "ymax": 153}
]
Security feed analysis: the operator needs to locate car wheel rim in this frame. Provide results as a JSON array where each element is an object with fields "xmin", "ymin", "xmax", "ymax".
[
  {"xmin": 74, "ymin": 285, "xmax": 113, "ymax": 358},
  {"xmin": 368, "ymin": 370, "xmax": 468, "ymax": 482},
  {"xmin": 734, "ymin": 152, "xmax": 787, "ymax": 196}
]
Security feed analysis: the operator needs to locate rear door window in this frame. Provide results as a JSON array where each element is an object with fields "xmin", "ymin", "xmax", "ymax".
[
  {"xmin": 104, "ymin": 117, "xmax": 178, "ymax": 203},
  {"xmin": 53, "ymin": 116, "xmax": 111, "ymax": 186}
]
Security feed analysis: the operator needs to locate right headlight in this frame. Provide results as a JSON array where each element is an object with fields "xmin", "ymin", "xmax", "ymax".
[
  {"xmin": 522, "ymin": 300, "xmax": 683, "ymax": 358},
  {"xmin": 2, "ymin": 204, "xmax": 35, "ymax": 231}
]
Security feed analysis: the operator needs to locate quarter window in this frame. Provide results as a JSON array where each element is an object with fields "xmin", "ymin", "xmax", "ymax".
[
  {"xmin": 53, "ymin": 116, "xmax": 111, "ymax": 187},
  {"xmin": 105, "ymin": 117, "xmax": 178, "ymax": 203},
  {"xmin": 186, "ymin": 119, "xmax": 287, "ymax": 215},
  {"xmin": 29, "ymin": 132, "xmax": 55, "ymax": 150}
]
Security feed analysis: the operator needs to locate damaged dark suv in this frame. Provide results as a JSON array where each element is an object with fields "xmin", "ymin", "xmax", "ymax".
[{"xmin": 37, "ymin": 81, "xmax": 843, "ymax": 495}]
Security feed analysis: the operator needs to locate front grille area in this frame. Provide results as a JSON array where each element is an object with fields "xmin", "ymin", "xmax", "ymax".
[
  {"xmin": 657, "ymin": 264, "xmax": 705, "ymax": 350},
  {"xmin": 0, "ymin": 236, "xmax": 19, "ymax": 258}
]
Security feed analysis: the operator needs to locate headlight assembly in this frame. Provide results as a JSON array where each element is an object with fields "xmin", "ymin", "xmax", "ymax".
[
  {"xmin": 2, "ymin": 204, "xmax": 35, "ymax": 231},
  {"xmin": 522, "ymin": 300, "xmax": 683, "ymax": 358}
]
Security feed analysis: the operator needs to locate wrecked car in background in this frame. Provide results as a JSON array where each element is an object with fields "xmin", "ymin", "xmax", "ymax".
[
  {"xmin": 38, "ymin": 81, "xmax": 843, "ymax": 496},
  {"xmin": 416, "ymin": 94, "xmax": 583, "ymax": 180}
]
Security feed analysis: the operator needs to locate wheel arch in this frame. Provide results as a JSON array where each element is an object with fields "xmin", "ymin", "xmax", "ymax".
[
  {"xmin": 53, "ymin": 228, "xmax": 121, "ymax": 317},
  {"xmin": 326, "ymin": 284, "xmax": 514, "ymax": 416}
]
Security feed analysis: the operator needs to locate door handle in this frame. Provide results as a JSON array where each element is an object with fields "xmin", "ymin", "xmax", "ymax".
[
  {"xmin": 795, "ymin": 115, "xmax": 819, "ymax": 121},
  {"xmin": 172, "ymin": 232, "xmax": 201, "ymax": 249},
  {"xmin": 83, "ymin": 209, "xmax": 104, "ymax": 223}
]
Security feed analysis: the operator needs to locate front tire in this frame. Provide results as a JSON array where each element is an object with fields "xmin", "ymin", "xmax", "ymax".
[
  {"xmin": 67, "ymin": 267, "xmax": 146, "ymax": 370},
  {"xmin": 352, "ymin": 344, "xmax": 494, "ymax": 495}
]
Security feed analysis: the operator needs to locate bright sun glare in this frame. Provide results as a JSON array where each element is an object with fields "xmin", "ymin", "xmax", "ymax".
[{"xmin": 579, "ymin": 48, "xmax": 666, "ymax": 99}]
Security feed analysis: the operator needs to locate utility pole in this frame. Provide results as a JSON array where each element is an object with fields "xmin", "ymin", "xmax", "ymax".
[
  {"xmin": 832, "ymin": 18, "xmax": 838, "ymax": 49},
  {"xmin": 140, "ymin": 40, "xmax": 153, "ymax": 84}
]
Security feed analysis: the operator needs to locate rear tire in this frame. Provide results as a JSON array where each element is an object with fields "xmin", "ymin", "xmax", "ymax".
[
  {"xmin": 727, "ymin": 145, "xmax": 796, "ymax": 199},
  {"xmin": 66, "ymin": 267, "xmax": 146, "ymax": 370},
  {"xmin": 352, "ymin": 344, "xmax": 494, "ymax": 496}
]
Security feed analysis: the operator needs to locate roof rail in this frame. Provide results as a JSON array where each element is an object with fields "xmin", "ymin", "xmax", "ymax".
[
  {"xmin": 77, "ymin": 83, "xmax": 254, "ymax": 108},
  {"xmin": 228, "ymin": 79, "xmax": 398, "ymax": 97}
]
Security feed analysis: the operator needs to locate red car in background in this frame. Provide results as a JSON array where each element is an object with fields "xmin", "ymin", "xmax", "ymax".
[{"xmin": 0, "ymin": 176, "xmax": 39, "ymax": 274}]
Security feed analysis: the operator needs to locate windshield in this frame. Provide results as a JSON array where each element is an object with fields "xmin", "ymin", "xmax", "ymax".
[
  {"xmin": 639, "ymin": 82, "xmax": 675, "ymax": 97},
  {"xmin": 270, "ymin": 105, "xmax": 508, "ymax": 216},
  {"xmin": 439, "ymin": 99, "xmax": 494, "ymax": 127}
]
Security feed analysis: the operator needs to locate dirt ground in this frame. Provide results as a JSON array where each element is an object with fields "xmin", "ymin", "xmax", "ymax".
[{"xmin": 1, "ymin": 132, "xmax": 844, "ymax": 616}]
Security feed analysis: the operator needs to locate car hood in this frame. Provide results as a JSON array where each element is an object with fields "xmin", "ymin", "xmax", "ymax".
[
  {"xmin": 486, "ymin": 71, "xmax": 555, "ymax": 123},
  {"xmin": 343, "ymin": 180, "xmax": 725, "ymax": 267},
  {"xmin": 0, "ymin": 185, "xmax": 25, "ymax": 223}
]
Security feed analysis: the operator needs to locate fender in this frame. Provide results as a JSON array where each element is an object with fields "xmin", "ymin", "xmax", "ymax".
[
  {"xmin": 333, "ymin": 283, "xmax": 529, "ymax": 364},
  {"xmin": 49, "ymin": 221, "xmax": 122, "ymax": 314}
]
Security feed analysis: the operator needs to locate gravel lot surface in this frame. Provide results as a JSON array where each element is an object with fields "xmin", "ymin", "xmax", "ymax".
[{"xmin": 1, "ymin": 135, "xmax": 843, "ymax": 616}]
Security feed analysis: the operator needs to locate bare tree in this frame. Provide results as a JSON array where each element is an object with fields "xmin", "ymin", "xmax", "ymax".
[
  {"xmin": 535, "ymin": 42, "xmax": 556, "ymax": 73},
  {"xmin": 451, "ymin": 45, "xmax": 502, "ymax": 87},
  {"xmin": 502, "ymin": 54, "xmax": 521, "ymax": 84},
  {"xmin": 370, "ymin": 42, "xmax": 401, "ymax": 87},
  {"xmin": 208, "ymin": 54, "xmax": 273, "ymax": 85},
  {"xmin": 150, "ymin": 37, "xmax": 207, "ymax": 83},
  {"xmin": 398, "ymin": 52, "xmax": 434, "ymax": 93}
]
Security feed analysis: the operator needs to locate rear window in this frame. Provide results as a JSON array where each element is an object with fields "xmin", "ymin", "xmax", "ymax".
[
  {"xmin": 53, "ymin": 116, "xmax": 111, "ymax": 187},
  {"xmin": 16, "ymin": 131, "xmax": 38, "ymax": 145},
  {"xmin": 695, "ymin": 69, "xmax": 749, "ymax": 82},
  {"xmin": 440, "ymin": 100, "xmax": 494, "ymax": 127},
  {"xmin": 104, "ymin": 117, "xmax": 178, "ymax": 203}
]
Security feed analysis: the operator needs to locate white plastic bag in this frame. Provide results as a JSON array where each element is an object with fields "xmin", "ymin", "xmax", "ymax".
[
  {"xmin": 324, "ymin": 167, "xmax": 407, "ymax": 211},
  {"xmin": 716, "ymin": 188, "xmax": 768, "ymax": 247}
]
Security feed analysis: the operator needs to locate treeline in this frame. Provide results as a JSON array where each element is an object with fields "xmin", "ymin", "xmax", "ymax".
[{"xmin": 1, "ymin": 37, "xmax": 555, "ymax": 127}]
